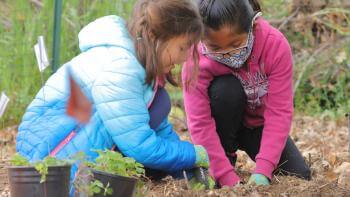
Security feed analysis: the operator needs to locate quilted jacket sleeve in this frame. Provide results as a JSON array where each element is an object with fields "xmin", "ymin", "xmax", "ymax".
[
  {"xmin": 91, "ymin": 57, "xmax": 196, "ymax": 172},
  {"xmin": 155, "ymin": 118, "xmax": 180, "ymax": 142}
]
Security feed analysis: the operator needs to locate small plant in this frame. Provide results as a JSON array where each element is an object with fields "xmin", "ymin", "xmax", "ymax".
[
  {"xmin": 89, "ymin": 180, "xmax": 113, "ymax": 196},
  {"xmin": 8, "ymin": 153, "xmax": 71, "ymax": 197},
  {"xmin": 86, "ymin": 149, "xmax": 145, "ymax": 178},
  {"xmin": 10, "ymin": 153, "xmax": 30, "ymax": 166},
  {"xmin": 75, "ymin": 149, "xmax": 145, "ymax": 196},
  {"xmin": 10, "ymin": 153, "xmax": 69, "ymax": 183}
]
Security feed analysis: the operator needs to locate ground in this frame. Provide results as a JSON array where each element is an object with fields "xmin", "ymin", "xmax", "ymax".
[{"xmin": 1, "ymin": 115, "xmax": 350, "ymax": 196}]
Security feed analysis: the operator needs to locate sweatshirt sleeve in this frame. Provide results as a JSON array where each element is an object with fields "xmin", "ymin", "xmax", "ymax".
[
  {"xmin": 254, "ymin": 36, "xmax": 294, "ymax": 179},
  {"xmin": 182, "ymin": 62, "xmax": 241, "ymax": 186}
]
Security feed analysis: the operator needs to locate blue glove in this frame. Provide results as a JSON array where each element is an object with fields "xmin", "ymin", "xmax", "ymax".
[
  {"xmin": 248, "ymin": 174, "xmax": 270, "ymax": 186},
  {"xmin": 194, "ymin": 145, "xmax": 209, "ymax": 168}
]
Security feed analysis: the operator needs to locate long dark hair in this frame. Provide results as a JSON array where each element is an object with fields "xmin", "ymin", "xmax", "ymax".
[
  {"xmin": 198, "ymin": 0, "xmax": 261, "ymax": 33},
  {"xmin": 128, "ymin": 0, "xmax": 203, "ymax": 86}
]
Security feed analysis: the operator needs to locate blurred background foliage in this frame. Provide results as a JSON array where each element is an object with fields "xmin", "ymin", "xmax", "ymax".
[{"xmin": 0, "ymin": 0, "xmax": 349, "ymax": 129}]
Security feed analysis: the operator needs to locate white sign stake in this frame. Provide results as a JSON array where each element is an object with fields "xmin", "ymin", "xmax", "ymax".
[
  {"xmin": 34, "ymin": 35, "xmax": 50, "ymax": 103},
  {"xmin": 34, "ymin": 35, "xmax": 49, "ymax": 72},
  {"xmin": 0, "ymin": 91, "xmax": 10, "ymax": 118}
]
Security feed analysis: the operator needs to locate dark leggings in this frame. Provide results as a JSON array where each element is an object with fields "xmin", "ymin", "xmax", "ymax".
[{"xmin": 209, "ymin": 75, "xmax": 311, "ymax": 180}]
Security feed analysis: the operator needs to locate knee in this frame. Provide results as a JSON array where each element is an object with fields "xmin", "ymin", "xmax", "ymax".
[
  {"xmin": 209, "ymin": 75, "xmax": 246, "ymax": 112},
  {"xmin": 275, "ymin": 161, "xmax": 312, "ymax": 181}
]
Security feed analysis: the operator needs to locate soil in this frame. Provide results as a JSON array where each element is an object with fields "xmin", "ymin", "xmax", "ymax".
[{"xmin": 1, "ymin": 116, "xmax": 350, "ymax": 196}]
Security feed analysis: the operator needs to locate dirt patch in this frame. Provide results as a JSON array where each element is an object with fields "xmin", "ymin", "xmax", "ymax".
[
  {"xmin": 142, "ymin": 115, "xmax": 350, "ymax": 196},
  {"xmin": 143, "ymin": 176, "xmax": 350, "ymax": 197},
  {"xmin": 1, "ymin": 116, "xmax": 350, "ymax": 196},
  {"xmin": 0, "ymin": 127, "xmax": 16, "ymax": 196}
]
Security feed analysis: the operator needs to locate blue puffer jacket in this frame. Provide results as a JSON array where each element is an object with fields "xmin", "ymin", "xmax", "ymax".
[{"xmin": 16, "ymin": 16, "xmax": 196, "ymax": 176}]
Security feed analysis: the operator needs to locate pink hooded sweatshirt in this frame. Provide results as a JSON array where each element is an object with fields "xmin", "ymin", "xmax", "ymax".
[{"xmin": 182, "ymin": 18, "xmax": 293, "ymax": 186}]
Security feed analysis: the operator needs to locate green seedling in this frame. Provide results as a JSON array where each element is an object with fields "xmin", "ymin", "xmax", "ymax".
[
  {"xmin": 10, "ymin": 153, "xmax": 69, "ymax": 183},
  {"xmin": 86, "ymin": 149, "xmax": 145, "ymax": 178},
  {"xmin": 75, "ymin": 149, "xmax": 145, "ymax": 196}
]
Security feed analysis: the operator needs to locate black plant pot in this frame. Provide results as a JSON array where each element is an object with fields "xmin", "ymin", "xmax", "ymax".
[
  {"xmin": 92, "ymin": 169, "xmax": 137, "ymax": 197},
  {"xmin": 7, "ymin": 165, "xmax": 71, "ymax": 197}
]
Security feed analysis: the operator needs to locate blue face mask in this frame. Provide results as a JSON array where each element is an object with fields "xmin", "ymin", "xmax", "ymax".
[{"xmin": 203, "ymin": 12, "xmax": 261, "ymax": 69}]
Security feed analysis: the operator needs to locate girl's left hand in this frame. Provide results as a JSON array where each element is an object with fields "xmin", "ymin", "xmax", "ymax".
[{"xmin": 248, "ymin": 173, "xmax": 270, "ymax": 186}]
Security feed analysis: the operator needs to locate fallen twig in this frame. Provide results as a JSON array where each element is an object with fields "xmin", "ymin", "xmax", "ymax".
[
  {"xmin": 319, "ymin": 180, "xmax": 337, "ymax": 189},
  {"xmin": 273, "ymin": 175, "xmax": 280, "ymax": 183}
]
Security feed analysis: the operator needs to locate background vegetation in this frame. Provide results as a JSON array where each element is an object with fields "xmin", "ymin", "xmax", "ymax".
[{"xmin": 0, "ymin": 0, "xmax": 349, "ymax": 128}]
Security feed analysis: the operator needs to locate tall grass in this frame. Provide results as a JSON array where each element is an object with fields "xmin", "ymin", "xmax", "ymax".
[
  {"xmin": 0, "ymin": 0, "xmax": 349, "ymax": 128},
  {"xmin": 0, "ymin": 0, "xmax": 135, "ymax": 127},
  {"xmin": 294, "ymin": 38, "xmax": 350, "ymax": 119}
]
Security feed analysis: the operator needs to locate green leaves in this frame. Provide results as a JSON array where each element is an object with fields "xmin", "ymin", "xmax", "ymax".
[
  {"xmin": 34, "ymin": 162, "xmax": 48, "ymax": 183},
  {"xmin": 90, "ymin": 150, "xmax": 144, "ymax": 196},
  {"xmin": 10, "ymin": 153, "xmax": 68, "ymax": 183},
  {"xmin": 76, "ymin": 150, "xmax": 145, "ymax": 196},
  {"xmin": 33, "ymin": 156, "xmax": 67, "ymax": 183},
  {"xmin": 89, "ymin": 149, "xmax": 145, "ymax": 178},
  {"xmin": 104, "ymin": 183, "xmax": 113, "ymax": 196},
  {"xmin": 10, "ymin": 153, "xmax": 30, "ymax": 166},
  {"xmin": 89, "ymin": 180, "xmax": 102, "ymax": 195},
  {"xmin": 88, "ymin": 179, "xmax": 113, "ymax": 196},
  {"xmin": 12, "ymin": 150, "xmax": 144, "ymax": 196}
]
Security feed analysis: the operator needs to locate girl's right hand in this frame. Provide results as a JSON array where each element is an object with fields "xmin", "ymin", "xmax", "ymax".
[
  {"xmin": 189, "ymin": 174, "xmax": 216, "ymax": 190},
  {"xmin": 194, "ymin": 145, "xmax": 209, "ymax": 168}
]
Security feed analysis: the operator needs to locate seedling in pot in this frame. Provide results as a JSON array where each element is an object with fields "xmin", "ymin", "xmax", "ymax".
[
  {"xmin": 8, "ymin": 153, "xmax": 71, "ymax": 197},
  {"xmin": 75, "ymin": 149, "xmax": 145, "ymax": 197},
  {"xmin": 86, "ymin": 149, "xmax": 145, "ymax": 178},
  {"xmin": 10, "ymin": 153, "xmax": 70, "ymax": 183}
]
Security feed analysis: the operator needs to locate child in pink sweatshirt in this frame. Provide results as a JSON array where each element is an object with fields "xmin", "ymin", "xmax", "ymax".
[{"xmin": 182, "ymin": 0, "xmax": 311, "ymax": 187}]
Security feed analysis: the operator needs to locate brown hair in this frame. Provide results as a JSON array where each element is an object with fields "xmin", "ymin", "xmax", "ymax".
[{"xmin": 128, "ymin": 0, "xmax": 203, "ymax": 87}]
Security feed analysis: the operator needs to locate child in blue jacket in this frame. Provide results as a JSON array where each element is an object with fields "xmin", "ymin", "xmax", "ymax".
[{"xmin": 16, "ymin": 0, "xmax": 209, "ymax": 190}]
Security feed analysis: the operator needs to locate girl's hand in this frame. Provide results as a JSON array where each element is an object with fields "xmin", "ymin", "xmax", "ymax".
[
  {"xmin": 184, "ymin": 167, "xmax": 215, "ymax": 190},
  {"xmin": 248, "ymin": 174, "xmax": 270, "ymax": 186},
  {"xmin": 189, "ymin": 175, "xmax": 215, "ymax": 190},
  {"xmin": 194, "ymin": 145, "xmax": 209, "ymax": 168}
]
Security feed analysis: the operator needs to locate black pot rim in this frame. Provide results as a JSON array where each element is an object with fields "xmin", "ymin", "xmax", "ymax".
[
  {"xmin": 91, "ymin": 168, "xmax": 138, "ymax": 182},
  {"xmin": 7, "ymin": 164, "xmax": 71, "ymax": 170}
]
